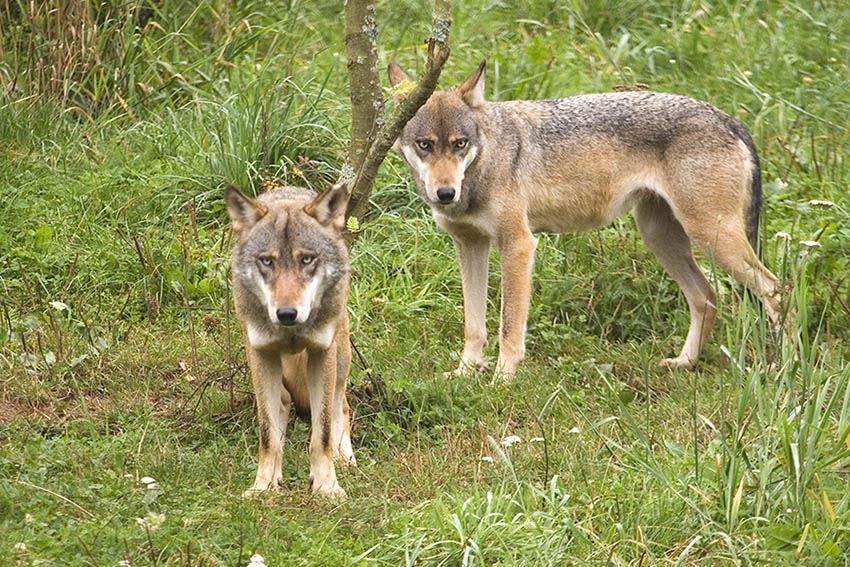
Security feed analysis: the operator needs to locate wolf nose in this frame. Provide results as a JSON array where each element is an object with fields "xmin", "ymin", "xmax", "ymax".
[
  {"xmin": 276, "ymin": 307, "xmax": 298, "ymax": 325},
  {"xmin": 436, "ymin": 187, "xmax": 456, "ymax": 203}
]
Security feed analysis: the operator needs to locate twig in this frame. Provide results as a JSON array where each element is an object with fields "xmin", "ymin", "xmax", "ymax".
[
  {"xmin": 178, "ymin": 224, "xmax": 199, "ymax": 369},
  {"xmin": 13, "ymin": 479, "xmax": 95, "ymax": 518},
  {"xmin": 144, "ymin": 523, "xmax": 158, "ymax": 567},
  {"xmin": 17, "ymin": 259, "xmax": 47, "ymax": 362},
  {"xmin": 59, "ymin": 252, "xmax": 79, "ymax": 302},
  {"xmin": 825, "ymin": 277, "xmax": 850, "ymax": 319},
  {"xmin": 350, "ymin": 335, "xmax": 386, "ymax": 401}
]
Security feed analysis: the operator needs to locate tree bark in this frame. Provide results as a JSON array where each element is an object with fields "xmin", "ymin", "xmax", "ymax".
[
  {"xmin": 342, "ymin": 0, "xmax": 451, "ymax": 225},
  {"xmin": 343, "ymin": 0, "xmax": 382, "ymax": 180}
]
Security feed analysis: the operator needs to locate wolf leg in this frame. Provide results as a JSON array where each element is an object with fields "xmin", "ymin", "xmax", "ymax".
[
  {"xmin": 634, "ymin": 195, "xmax": 717, "ymax": 370},
  {"xmin": 688, "ymin": 216, "xmax": 793, "ymax": 348},
  {"xmin": 449, "ymin": 232, "xmax": 490, "ymax": 376},
  {"xmin": 243, "ymin": 346, "xmax": 290, "ymax": 496},
  {"xmin": 495, "ymin": 224, "xmax": 537, "ymax": 379},
  {"xmin": 306, "ymin": 344, "xmax": 345, "ymax": 498},
  {"xmin": 331, "ymin": 317, "xmax": 355, "ymax": 466}
]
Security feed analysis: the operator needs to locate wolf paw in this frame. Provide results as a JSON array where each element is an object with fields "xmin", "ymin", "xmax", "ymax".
[
  {"xmin": 493, "ymin": 356, "xmax": 519, "ymax": 382},
  {"xmin": 309, "ymin": 475, "xmax": 347, "ymax": 499},
  {"xmin": 335, "ymin": 444, "xmax": 357, "ymax": 468},
  {"xmin": 444, "ymin": 358, "xmax": 484, "ymax": 378},
  {"xmin": 659, "ymin": 356, "xmax": 695, "ymax": 371},
  {"xmin": 242, "ymin": 478, "xmax": 282, "ymax": 498}
]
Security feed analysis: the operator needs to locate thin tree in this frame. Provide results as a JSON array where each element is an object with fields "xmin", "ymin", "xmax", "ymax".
[{"xmin": 342, "ymin": 0, "xmax": 451, "ymax": 225}]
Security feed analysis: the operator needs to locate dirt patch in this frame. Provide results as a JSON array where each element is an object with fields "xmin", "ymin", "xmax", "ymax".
[
  {"xmin": 0, "ymin": 391, "xmax": 118, "ymax": 424},
  {"xmin": 0, "ymin": 396, "xmax": 34, "ymax": 423}
]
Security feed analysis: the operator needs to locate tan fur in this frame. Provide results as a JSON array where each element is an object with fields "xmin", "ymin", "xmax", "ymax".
[
  {"xmin": 227, "ymin": 183, "xmax": 355, "ymax": 498},
  {"xmin": 390, "ymin": 61, "xmax": 792, "ymax": 378}
]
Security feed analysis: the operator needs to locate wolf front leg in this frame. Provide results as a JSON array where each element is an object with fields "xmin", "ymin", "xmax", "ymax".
[
  {"xmin": 306, "ymin": 342, "xmax": 345, "ymax": 498},
  {"xmin": 448, "ymin": 232, "xmax": 491, "ymax": 376},
  {"xmin": 243, "ymin": 346, "xmax": 290, "ymax": 496},
  {"xmin": 495, "ymin": 224, "xmax": 537, "ymax": 380},
  {"xmin": 331, "ymin": 314, "xmax": 356, "ymax": 466}
]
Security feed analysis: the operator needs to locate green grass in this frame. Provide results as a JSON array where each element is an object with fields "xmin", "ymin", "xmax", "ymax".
[{"xmin": 2, "ymin": 0, "xmax": 850, "ymax": 565}]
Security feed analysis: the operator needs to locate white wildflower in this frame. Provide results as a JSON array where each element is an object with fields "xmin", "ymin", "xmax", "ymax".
[
  {"xmin": 807, "ymin": 199, "xmax": 834, "ymax": 207},
  {"xmin": 119, "ymin": 561, "xmax": 132, "ymax": 567},
  {"xmin": 24, "ymin": 513, "xmax": 33, "ymax": 523},
  {"xmin": 529, "ymin": 437, "xmax": 545, "ymax": 443},
  {"xmin": 248, "ymin": 554, "xmax": 266, "ymax": 567},
  {"xmin": 14, "ymin": 542, "xmax": 26, "ymax": 553},
  {"xmin": 800, "ymin": 240, "xmax": 821, "ymax": 248},
  {"xmin": 481, "ymin": 456, "xmax": 494, "ymax": 463},
  {"xmin": 569, "ymin": 426, "xmax": 580, "ymax": 434},
  {"xmin": 501, "ymin": 435, "xmax": 522, "ymax": 447},
  {"xmin": 136, "ymin": 512, "xmax": 165, "ymax": 530},
  {"xmin": 147, "ymin": 512, "xmax": 165, "ymax": 530},
  {"xmin": 775, "ymin": 232, "xmax": 791, "ymax": 241},
  {"xmin": 140, "ymin": 476, "xmax": 156, "ymax": 485}
]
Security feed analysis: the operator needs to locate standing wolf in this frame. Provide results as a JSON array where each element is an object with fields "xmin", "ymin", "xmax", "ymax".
[
  {"xmin": 226, "ymin": 182, "xmax": 355, "ymax": 498},
  {"xmin": 389, "ymin": 60, "xmax": 789, "ymax": 378}
]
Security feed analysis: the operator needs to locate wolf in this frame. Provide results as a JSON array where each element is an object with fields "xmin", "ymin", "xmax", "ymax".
[
  {"xmin": 389, "ymin": 60, "xmax": 790, "ymax": 378},
  {"xmin": 226, "ymin": 182, "xmax": 355, "ymax": 498}
]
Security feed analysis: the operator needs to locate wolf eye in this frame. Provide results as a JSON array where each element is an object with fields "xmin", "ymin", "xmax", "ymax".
[
  {"xmin": 416, "ymin": 140, "xmax": 433, "ymax": 151},
  {"xmin": 300, "ymin": 254, "xmax": 316, "ymax": 266},
  {"xmin": 454, "ymin": 139, "xmax": 468, "ymax": 150},
  {"xmin": 258, "ymin": 256, "xmax": 273, "ymax": 267}
]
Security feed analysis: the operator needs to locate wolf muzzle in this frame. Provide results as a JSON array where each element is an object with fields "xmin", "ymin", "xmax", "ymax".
[
  {"xmin": 436, "ymin": 186, "xmax": 456, "ymax": 203},
  {"xmin": 275, "ymin": 307, "xmax": 299, "ymax": 325}
]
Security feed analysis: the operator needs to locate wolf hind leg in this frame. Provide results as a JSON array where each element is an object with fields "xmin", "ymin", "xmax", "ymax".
[
  {"xmin": 634, "ymin": 194, "xmax": 717, "ymax": 370},
  {"xmin": 685, "ymin": 214, "xmax": 793, "ymax": 346}
]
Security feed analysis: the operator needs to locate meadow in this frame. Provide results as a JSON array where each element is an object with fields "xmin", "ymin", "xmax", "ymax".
[{"xmin": 1, "ymin": 0, "xmax": 849, "ymax": 564}]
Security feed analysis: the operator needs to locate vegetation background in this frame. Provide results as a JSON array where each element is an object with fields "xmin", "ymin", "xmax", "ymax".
[{"xmin": 1, "ymin": 0, "xmax": 849, "ymax": 564}]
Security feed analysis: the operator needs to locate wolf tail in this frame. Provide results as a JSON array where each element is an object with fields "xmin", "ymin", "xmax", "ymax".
[
  {"xmin": 746, "ymin": 143, "xmax": 763, "ymax": 257},
  {"xmin": 733, "ymin": 124, "xmax": 763, "ymax": 258}
]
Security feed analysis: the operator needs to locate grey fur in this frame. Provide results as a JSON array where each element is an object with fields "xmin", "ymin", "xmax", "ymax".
[
  {"xmin": 391, "ymin": 60, "xmax": 790, "ymax": 375},
  {"xmin": 226, "ymin": 184, "xmax": 355, "ymax": 498},
  {"xmin": 230, "ymin": 187, "xmax": 349, "ymax": 354}
]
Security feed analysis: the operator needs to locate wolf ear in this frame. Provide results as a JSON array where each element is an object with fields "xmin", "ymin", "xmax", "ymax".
[
  {"xmin": 388, "ymin": 62, "xmax": 410, "ymax": 87},
  {"xmin": 387, "ymin": 62, "xmax": 413, "ymax": 102},
  {"xmin": 305, "ymin": 182, "xmax": 350, "ymax": 232},
  {"xmin": 225, "ymin": 184, "xmax": 268, "ymax": 233},
  {"xmin": 458, "ymin": 60, "xmax": 486, "ymax": 108}
]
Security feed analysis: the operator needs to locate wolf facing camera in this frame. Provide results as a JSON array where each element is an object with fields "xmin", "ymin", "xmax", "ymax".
[
  {"xmin": 226, "ymin": 183, "xmax": 355, "ymax": 498},
  {"xmin": 390, "ymin": 60, "xmax": 792, "ymax": 379}
]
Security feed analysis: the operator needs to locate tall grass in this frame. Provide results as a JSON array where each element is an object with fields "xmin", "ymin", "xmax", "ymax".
[{"xmin": 2, "ymin": 0, "xmax": 850, "ymax": 564}]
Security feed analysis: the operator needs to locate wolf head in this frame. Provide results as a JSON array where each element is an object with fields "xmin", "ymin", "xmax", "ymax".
[
  {"xmin": 389, "ymin": 60, "xmax": 487, "ymax": 209},
  {"xmin": 226, "ymin": 183, "xmax": 349, "ymax": 330}
]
